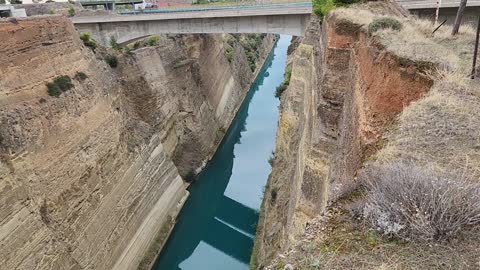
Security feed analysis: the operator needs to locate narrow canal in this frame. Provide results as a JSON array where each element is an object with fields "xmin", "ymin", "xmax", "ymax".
[{"xmin": 154, "ymin": 35, "xmax": 291, "ymax": 270}]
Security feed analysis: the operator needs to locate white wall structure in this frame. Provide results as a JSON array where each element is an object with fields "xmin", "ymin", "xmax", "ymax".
[{"xmin": 0, "ymin": 5, "xmax": 26, "ymax": 17}]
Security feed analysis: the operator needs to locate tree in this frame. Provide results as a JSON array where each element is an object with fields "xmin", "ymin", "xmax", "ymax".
[
  {"xmin": 452, "ymin": 0, "xmax": 468, "ymax": 35},
  {"xmin": 0, "ymin": 0, "xmax": 6, "ymax": 4},
  {"xmin": 68, "ymin": 6, "xmax": 75, "ymax": 17},
  {"xmin": 109, "ymin": 36, "xmax": 120, "ymax": 51}
]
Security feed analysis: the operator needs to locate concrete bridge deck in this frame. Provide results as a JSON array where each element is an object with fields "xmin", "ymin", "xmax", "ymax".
[
  {"xmin": 397, "ymin": 0, "xmax": 480, "ymax": 9},
  {"xmin": 72, "ymin": 4, "xmax": 312, "ymax": 45},
  {"xmin": 72, "ymin": 4, "xmax": 312, "ymax": 24}
]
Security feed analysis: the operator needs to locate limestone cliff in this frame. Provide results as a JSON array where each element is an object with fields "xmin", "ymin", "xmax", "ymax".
[
  {"xmin": 0, "ymin": 16, "xmax": 276, "ymax": 270},
  {"xmin": 254, "ymin": 2, "xmax": 480, "ymax": 268}
]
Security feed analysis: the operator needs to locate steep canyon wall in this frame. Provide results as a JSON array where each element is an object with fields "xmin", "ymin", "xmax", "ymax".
[
  {"xmin": 0, "ymin": 16, "xmax": 276, "ymax": 270},
  {"xmin": 253, "ymin": 7, "xmax": 437, "ymax": 268}
]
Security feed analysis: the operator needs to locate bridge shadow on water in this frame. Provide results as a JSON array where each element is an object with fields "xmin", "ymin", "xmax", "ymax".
[{"xmin": 153, "ymin": 36, "xmax": 289, "ymax": 270}]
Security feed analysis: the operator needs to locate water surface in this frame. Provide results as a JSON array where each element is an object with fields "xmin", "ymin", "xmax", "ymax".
[{"xmin": 154, "ymin": 35, "xmax": 291, "ymax": 270}]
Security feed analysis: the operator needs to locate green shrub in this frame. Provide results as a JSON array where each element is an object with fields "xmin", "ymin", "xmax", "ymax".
[
  {"xmin": 109, "ymin": 36, "xmax": 121, "ymax": 51},
  {"xmin": 313, "ymin": 0, "xmax": 336, "ymax": 19},
  {"xmin": 283, "ymin": 66, "xmax": 292, "ymax": 86},
  {"xmin": 68, "ymin": 7, "xmax": 75, "ymax": 17},
  {"xmin": 105, "ymin": 55, "xmax": 118, "ymax": 68},
  {"xmin": 79, "ymin": 32, "xmax": 91, "ymax": 42},
  {"xmin": 368, "ymin": 17, "xmax": 403, "ymax": 35},
  {"xmin": 0, "ymin": 0, "xmax": 6, "ymax": 4},
  {"xmin": 79, "ymin": 32, "xmax": 97, "ymax": 50},
  {"xmin": 53, "ymin": 75, "xmax": 74, "ymax": 91},
  {"xmin": 124, "ymin": 46, "xmax": 134, "ymax": 55},
  {"xmin": 74, "ymin": 71, "xmax": 88, "ymax": 81},
  {"xmin": 313, "ymin": 0, "xmax": 362, "ymax": 18},
  {"xmin": 224, "ymin": 34, "xmax": 236, "ymax": 47},
  {"xmin": 10, "ymin": 0, "xmax": 22, "ymax": 4},
  {"xmin": 47, "ymin": 82, "xmax": 61, "ymax": 97},
  {"xmin": 224, "ymin": 46, "xmax": 233, "ymax": 63},
  {"xmin": 146, "ymin": 35, "xmax": 160, "ymax": 46},
  {"xmin": 46, "ymin": 75, "xmax": 73, "ymax": 97},
  {"xmin": 275, "ymin": 66, "xmax": 292, "ymax": 98},
  {"xmin": 133, "ymin": 41, "xmax": 141, "ymax": 50},
  {"xmin": 235, "ymin": 34, "xmax": 266, "ymax": 72}
]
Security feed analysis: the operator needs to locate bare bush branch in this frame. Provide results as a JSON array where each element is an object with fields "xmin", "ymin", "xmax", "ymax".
[{"xmin": 362, "ymin": 163, "xmax": 480, "ymax": 241}]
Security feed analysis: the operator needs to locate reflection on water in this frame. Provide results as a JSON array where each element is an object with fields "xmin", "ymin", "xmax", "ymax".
[{"xmin": 153, "ymin": 35, "xmax": 291, "ymax": 270}]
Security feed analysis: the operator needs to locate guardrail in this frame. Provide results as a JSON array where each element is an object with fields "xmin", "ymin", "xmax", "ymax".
[
  {"xmin": 115, "ymin": 1, "xmax": 311, "ymax": 15},
  {"xmin": 397, "ymin": 0, "xmax": 480, "ymax": 9}
]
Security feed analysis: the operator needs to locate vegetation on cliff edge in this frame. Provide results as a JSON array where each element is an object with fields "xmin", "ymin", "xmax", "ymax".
[
  {"xmin": 105, "ymin": 54, "xmax": 118, "ymax": 68},
  {"xmin": 223, "ymin": 33, "xmax": 266, "ymax": 72},
  {"xmin": 275, "ymin": 66, "xmax": 292, "ymax": 98},
  {"xmin": 313, "ymin": 0, "xmax": 362, "ymax": 19},
  {"xmin": 46, "ymin": 75, "xmax": 74, "ymax": 97},
  {"xmin": 79, "ymin": 32, "xmax": 97, "ymax": 51},
  {"xmin": 368, "ymin": 17, "xmax": 403, "ymax": 35}
]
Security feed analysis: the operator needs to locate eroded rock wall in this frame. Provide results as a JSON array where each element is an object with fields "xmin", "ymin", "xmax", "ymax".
[
  {"xmin": 0, "ymin": 16, "xmax": 276, "ymax": 270},
  {"xmin": 122, "ymin": 33, "xmax": 277, "ymax": 177},
  {"xmin": 253, "ymin": 12, "xmax": 432, "ymax": 268}
]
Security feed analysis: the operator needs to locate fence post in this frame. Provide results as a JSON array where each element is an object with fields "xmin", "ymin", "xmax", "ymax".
[{"xmin": 471, "ymin": 16, "xmax": 480, "ymax": 79}]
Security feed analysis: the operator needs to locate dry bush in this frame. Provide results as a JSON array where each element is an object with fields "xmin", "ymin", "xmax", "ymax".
[
  {"xmin": 368, "ymin": 17, "xmax": 402, "ymax": 35},
  {"xmin": 363, "ymin": 163, "xmax": 480, "ymax": 241},
  {"xmin": 275, "ymin": 112, "xmax": 296, "ymax": 160}
]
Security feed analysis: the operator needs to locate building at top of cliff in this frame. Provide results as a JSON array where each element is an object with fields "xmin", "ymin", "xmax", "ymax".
[
  {"xmin": 0, "ymin": 4, "xmax": 26, "ymax": 17},
  {"xmin": 13, "ymin": 0, "xmax": 69, "ymax": 3}
]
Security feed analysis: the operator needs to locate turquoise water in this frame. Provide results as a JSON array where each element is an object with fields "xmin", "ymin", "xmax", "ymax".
[{"xmin": 153, "ymin": 35, "xmax": 291, "ymax": 270}]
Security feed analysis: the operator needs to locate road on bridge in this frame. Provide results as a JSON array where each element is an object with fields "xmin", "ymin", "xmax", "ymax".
[{"xmin": 71, "ymin": 3, "xmax": 312, "ymax": 24}]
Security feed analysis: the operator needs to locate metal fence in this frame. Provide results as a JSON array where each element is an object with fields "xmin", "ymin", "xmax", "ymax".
[{"xmin": 77, "ymin": 0, "xmax": 311, "ymax": 14}]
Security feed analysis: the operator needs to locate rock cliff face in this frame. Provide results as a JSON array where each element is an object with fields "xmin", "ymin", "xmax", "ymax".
[
  {"xmin": 0, "ymin": 16, "xmax": 276, "ymax": 270},
  {"xmin": 253, "ymin": 7, "xmax": 436, "ymax": 268}
]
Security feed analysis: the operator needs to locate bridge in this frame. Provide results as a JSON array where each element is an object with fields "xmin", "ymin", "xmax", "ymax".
[
  {"xmin": 71, "ymin": 3, "xmax": 312, "ymax": 45},
  {"xmin": 397, "ymin": 0, "xmax": 480, "ymax": 9},
  {"xmin": 79, "ymin": 0, "xmax": 144, "ymax": 11},
  {"xmin": 396, "ymin": 0, "xmax": 480, "ymax": 26}
]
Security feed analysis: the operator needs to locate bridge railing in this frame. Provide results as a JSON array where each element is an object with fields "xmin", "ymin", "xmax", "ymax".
[
  {"xmin": 112, "ymin": 0, "xmax": 312, "ymax": 14},
  {"xmin": 397, "ymin": 0, "xmax": 480, "ymax": 9}
]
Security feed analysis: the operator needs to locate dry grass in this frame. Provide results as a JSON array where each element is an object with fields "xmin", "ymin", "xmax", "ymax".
[
  {"xmin": 333, "ymin": 7, "xmax": 376, "ymax": 26},
  {"xmin": 266, "ymin": 190, "xmax": 480, "ymax": 270},
  {"xmin": 333, "ymin": 7, "xmax": 476, "ymax": 75},
  {"xmin": 331, "ymin": 3, "xmax": 480, "ymax": 178},
  {"xmin": 276, "ymin": 112, "xmax": 297, "ymax": 160},
  {"xmin": 377, "ymin": 78, "xmax": 480, "ymax": 177},
  {"xmin": 378, "ymin": 16, "xmax": 475, "ymax": 73}
]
